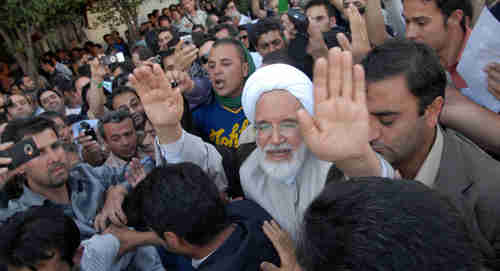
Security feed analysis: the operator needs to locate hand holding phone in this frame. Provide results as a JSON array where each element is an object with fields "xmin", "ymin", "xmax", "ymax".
[{"xmin": 0, "ymin": 139, "xmax": 40, "ymax": 170}]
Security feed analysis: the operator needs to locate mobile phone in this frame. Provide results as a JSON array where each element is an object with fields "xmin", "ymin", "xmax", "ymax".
[
  {"xmin": 0, "ymin": 138, "xmax": 41, "ymax": 170},
  {"xmin": 100, "ymin": 52, "xmax": 126, "ymax": 66},
  {"xmin": 180, "ymin": 35, "xmax": 193, "ymax": 46},
  {"xmin": 79, "ymin": 122, "xmax": 97, "ymax": 142}
]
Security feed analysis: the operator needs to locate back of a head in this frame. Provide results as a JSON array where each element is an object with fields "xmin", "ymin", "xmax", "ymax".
[
  {"xmin": 209, "ymin": 23, "xmax": 239, "ymax": 39},
  {"xmin": 0, "ymin": 206, "xmax": 81, "ymax": 269},
  {"xmin": 125, "ymin": 163, "xmax": 228, "ymax": 246},
  {"xmin": 361, "ymin": 39, "xmax": 446, "ymax": 115},
  {"xmin": 297, "ymin": 177, "xmax": 482, "ymax": 271},
  {"xmin": 1, "ymin": 116, "xmax": 57, "ymax": 144}
]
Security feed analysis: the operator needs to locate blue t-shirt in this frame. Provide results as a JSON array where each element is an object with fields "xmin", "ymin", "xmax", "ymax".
[{"xmin": 192, "ymin": 99, "xmax": 249, "ymax": 149}]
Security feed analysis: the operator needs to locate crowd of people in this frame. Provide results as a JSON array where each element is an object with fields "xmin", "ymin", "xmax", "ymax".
[{"xmin": 0, "ymin": 0, "xmax": 500, "ymax": 270}]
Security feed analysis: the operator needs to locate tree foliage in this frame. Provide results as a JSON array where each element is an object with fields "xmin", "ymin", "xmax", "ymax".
[
  {"xmin": 88, "ymin": 0, "xmax": 145, "ymax": 43},
  {"xmin": 0, "ymin": 0, "xmax": 86, "ymax": 83}
]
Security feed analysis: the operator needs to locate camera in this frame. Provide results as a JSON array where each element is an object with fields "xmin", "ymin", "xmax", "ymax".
[
  {"xmin": 100, "ymin": 52, "xmax": 126, "ymax": 66},
  {"xmin": 79, "ymin": 122, "xmax": 97, "ymax": 142},
  {"xmin": 0, "ymin": 138, "xmax": 41, "ymax": 170},
  {"xmin": 287, "ymin": 9, "xmax": 309, "ymax": 38}
]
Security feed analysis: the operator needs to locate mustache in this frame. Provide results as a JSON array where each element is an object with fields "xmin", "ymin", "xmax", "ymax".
[
  {"xmin": 263, "ymin": 143, "xmax": 294, "ymax": 152},
  {"xmin": 48, "ymin": 162, "xmax": 66, "ymax": 173}
]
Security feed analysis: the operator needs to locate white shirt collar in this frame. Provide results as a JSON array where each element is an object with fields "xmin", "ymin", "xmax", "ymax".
[{"xmin": 414, "ymin": 126, "xmax": 444, "ymax": 188}]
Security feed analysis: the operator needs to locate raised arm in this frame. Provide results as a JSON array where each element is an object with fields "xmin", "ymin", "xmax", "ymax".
[
  {"xmin": 441, "ymin": 85, "xmax": 500, "ymax": 154},
  {"xmin": 128, "ymin": 64, "xmax": 228, "ymax": 191},
  {"xmin": 297, "ymin": 47, "xmax": 388, "ymax": 178},
  {"xmin": 252, "ymin": 0, "xmax": 267, "ymax": 19}
]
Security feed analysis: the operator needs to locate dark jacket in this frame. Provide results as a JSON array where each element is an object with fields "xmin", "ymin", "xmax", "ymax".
[{"xmin": 198, "ymin": 199, "xmax": 280, "ymax": 271}]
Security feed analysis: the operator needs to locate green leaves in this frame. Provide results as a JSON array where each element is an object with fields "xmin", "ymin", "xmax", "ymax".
[{"xmin": 88, "ymin": 0, "xmax": 144, "ymax": 28}]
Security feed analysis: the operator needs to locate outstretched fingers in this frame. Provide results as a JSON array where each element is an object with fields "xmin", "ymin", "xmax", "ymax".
[
  {"xmin": 313, "ymin": 57, "xmax": 329, "ymax": 103},
  {"xmin": 327, "ymin": 47, "xmax": 343, "ymax": 99},
  {"xmin": 353, "ymin": 64, "xmax": 367, "ymax": 104},
  {"xmin": 341, "ymin": 51, "xmax": 353, "ymax": 99}
]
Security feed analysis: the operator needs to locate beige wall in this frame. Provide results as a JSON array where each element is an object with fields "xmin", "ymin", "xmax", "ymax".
[{"xmin": 85, "ymin": 0, "xmax": 179, "ymax": 45}]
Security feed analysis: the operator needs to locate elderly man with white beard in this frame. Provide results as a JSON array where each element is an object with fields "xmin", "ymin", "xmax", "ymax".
[{"xmin": 128, "ymin": 47, "xmax": 396, "ymax": 240}]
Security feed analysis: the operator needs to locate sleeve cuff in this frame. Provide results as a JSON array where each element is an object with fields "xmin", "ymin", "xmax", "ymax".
[{"xmin": 154, "ymin": 129, "xmax": 186, "ymax": 163}]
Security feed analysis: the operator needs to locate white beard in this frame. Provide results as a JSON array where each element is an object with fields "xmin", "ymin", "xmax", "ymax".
[{"xmin": 257, "ymin": 143, "xmax": 307, "ymax": 185}]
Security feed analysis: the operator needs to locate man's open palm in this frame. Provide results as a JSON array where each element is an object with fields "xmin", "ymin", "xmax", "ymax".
[
  {"xmin": 129, "ymin": 64, "xmax": 184, "ymax": 129},
  {"xmin": 297, "ymin": 48, "xmax": 371, "ymax": 163}
]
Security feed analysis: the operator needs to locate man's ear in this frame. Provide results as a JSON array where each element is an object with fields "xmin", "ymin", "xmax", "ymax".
[
  {"xmin": 447, "ymin": 9, "xmax": 464, "ymax": 29},
  {"xmin": 424, "ymin": 96, "xmax": 444, "ymax": 128}
]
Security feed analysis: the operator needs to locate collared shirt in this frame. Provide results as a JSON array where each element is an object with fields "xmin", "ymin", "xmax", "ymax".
[
  {"xmin": 448, "ymin": 27, "xmax": 472, "ymax": 89},
  {"xmin": 179, "ymin": 10, "xmax": 208, "ymax": 33},
  {"xmin": 415, "ymin": 126, "xmax": 444, "ymax": 188},
  {"xmin": 0, "ymin": 163, "xmax": 130, "ymax": 239},
  {"xmin": 104, "ymin": 149, "xmax": 148, "ymax": 169}
]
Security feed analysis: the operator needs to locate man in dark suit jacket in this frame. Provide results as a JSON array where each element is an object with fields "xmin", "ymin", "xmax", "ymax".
[
  {"xmin": 362, "ymin": 39, "xmax": 500, "ymax": 270},
  {"xmin": 124, "ymin": 163, "xmax": 280, "ymax": 271}
]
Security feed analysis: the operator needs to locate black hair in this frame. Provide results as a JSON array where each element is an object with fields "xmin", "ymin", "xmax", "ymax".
[
  {"xmin": 209, "ymin": 23, "xmax": 239, "ymax": 39},
  {"xmin": 2, "ymin": 116, "xmax": 59, "ymax": 143},
  {"xmin": 97, "ymin": 109, "xmax": 133, "ymax": 139},
  {"xmin": 361, "ymin": 39, "xmax": 446, "ymax": 115},
  {"xmin": 36, "ymin": 88, "xmax": 63, "ymax": 109},
  {"xmin": 252, "ymin": 17, "xmax": 283, "ymax": 48},
  {"xmin": 109, "ymin": 61, "xmax": 135, "ymax": 75},
  {"xmin": 52, "ymin": 75, "xmax": 73, "ymax": 93},
  {"xmin": 107, "ymin": 85, "xmax": 139, "ymax": 110},
  {"xmin": 262, "ymin": 48, "xmax": 298, "ymax": 67},
  {"xmin": 131, "ymin": 45, "xmax": 155, "ymax": 61},
  {"xmin": 403, "ymin": 0, "xmax": 473, "ymax": 32},
  {"xmin": 212, "ymin": 38, "xmax": 247, "ymax": 63},
  {"xmin": 38, "ymin": 110, "xmax": 68, "ymax": 125},
  {"xmin": 218, "ymin": 15, "xmax": 233, "ymax": 24},
  {"xmin": 103, "ymin": 33, "xmax": 112, "ymax": 41},
  {"xmin": 112, "ymin": 72, "xmax": 131, "ymax": 90},
  {"xmin": 296, "ymin": 177, "xmax": 482, "ymax": 271},
  {"xmin": 0, "ymin": 206, "xmax": 81, "ymax": 269},
  {"xmin": 158, "ymin": 15, "xmax": 171, "ymax": 24},
  {"xmin": 220, "ymin": 0, "xmax": 234, "ymax": 13},
  {"xmin": 124, "ymin": 163, "xmax": 228, "ymax": 246},
  {"xmin": 305, "ymin": 0, "xmax": 340, "ymax": 19},
  {"xmin": 192, "ymin": 24, "xmax": 205, "ymax": 32},
  {"xmin": 77, "ymin": 64, "xmax": 91, "ymax": 78}
]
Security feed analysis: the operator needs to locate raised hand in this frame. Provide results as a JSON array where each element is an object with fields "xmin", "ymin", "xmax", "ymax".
[
  {"xmin": 125, "ymin": 158, "xmax": 147, "ymax": 188},
  {"xmin": 129, "ymin": 63, "xmax": 184, "ymax": 144},
  {"xmin": 165, "ymin": 70, "xmax": 195, "ymax": 94},
  {"xmin": 261, "ymin": 220, "xmax": 301, "ymax": 271},
  {"xmin": 174, "ymin": 40, "xmax": 198, "ymax": 73},
  {"xmin": 337, "ymin": 6, "xmax": 371, "ymax": 63},
  {"xmin": 298, "ymin": 47, "xmax": 370, "ymax": 162}
]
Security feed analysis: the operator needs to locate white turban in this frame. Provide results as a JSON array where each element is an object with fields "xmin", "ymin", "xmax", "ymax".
[{"xmin": 242, "ymin": 64, "xmax": 314, "ymax": 124}]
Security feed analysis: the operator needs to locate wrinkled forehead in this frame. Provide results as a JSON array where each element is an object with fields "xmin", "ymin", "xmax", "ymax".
[{"xmin": 255, "ymin": 90, "xmax": 302, "ymax": 122}]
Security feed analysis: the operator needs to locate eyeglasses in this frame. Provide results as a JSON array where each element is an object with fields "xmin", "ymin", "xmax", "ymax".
[
  {"xmin": 199, "ymin": 54, "xmax": 209, "ymax": 64},
  {"xmin": 254, "ymin": 120, "xmax": 299, "ymax": 138},
  {"xmin": 239, "ymin": 35, "xmax": 248, "ymax": 40}
]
